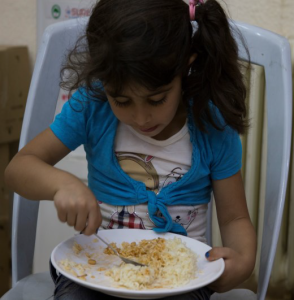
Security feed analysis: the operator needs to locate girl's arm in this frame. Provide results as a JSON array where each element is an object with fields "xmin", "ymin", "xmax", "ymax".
[
  {"xmin": 208, "ymin": 171, "xmax": 257, "ymax": 292},
  {"xmin": 5, "ymin": 128, "xmax": 101, "ymax": 235}
]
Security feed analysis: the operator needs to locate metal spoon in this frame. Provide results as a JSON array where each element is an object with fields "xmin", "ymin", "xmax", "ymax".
[{"xmin": 94, "ymin": 233, "xmax": 147, "ymax": 267}]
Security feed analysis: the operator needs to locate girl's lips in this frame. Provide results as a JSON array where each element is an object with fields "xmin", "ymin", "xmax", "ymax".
[{"xmin": 139, "ymin": 125, "xmax": 158, "ymax": 133}]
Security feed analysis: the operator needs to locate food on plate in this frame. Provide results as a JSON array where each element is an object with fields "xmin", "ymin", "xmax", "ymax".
[
  {"xmin": 104, "ymin": 237, "xmax": 198, "ymax": 289},
  {"xmin": 88, "ymin": 259, "xmax": 97, "ymax": 265},
  {"xmin": 58, "ymin": 236, "xmax": 198, "ymax": 290},
  {"xmin": 59, "ymin": 258, "xmax": 89, "ymax": 279},
  {"xmin": 72, "ymin": 242, "xmax": 83, "ymax": 255}
]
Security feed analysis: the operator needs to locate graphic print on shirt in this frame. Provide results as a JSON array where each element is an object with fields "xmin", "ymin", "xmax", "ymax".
[
  {"xmin": 116, "ymin": 152, "xmax": 160, "ymax": 193},
  {"xmin": 160, "ymin": 167, "xmax": 184, "ymax": 193},
  {"xmin": 153, "ymin": 206, "xmax": 198, "ymax": 230},
  {"xmin": 107, "ymin": 152, "xmax": 197, "ymax": 231},
  {"xmin": 107, "ymin": 205, "xmax": 146, "ymax": 229},
  {"xmin": 106, "ymin": 152, "xmax": 159, "ymax": 229}
]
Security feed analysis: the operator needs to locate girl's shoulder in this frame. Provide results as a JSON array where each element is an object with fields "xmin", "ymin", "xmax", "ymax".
[
  {"xmin": 191, "ymin": 102, "xmax": 238, "ymax": 144},
  {"xmin": 191, "ymin": 102, "xmax": 242, "ymax": 159},
  {"xmin": 66, "ymin": 85, "xmax": 111, "ymax": 117},
  {"xmin": 205, "ymin": 104, "xmax": 237, "ymax": 138},
  {"xmin": 194, "ymin": 103, "xmax": 242, "ymax": 179},
  {"xmin": 50, "ymin": 85, "xmax": 115, "ymax": 150}
]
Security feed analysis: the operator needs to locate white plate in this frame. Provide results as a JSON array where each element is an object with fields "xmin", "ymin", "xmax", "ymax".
[{"xmin": 51, "ymin": 229, "xmax": 224, "ymax": 299}]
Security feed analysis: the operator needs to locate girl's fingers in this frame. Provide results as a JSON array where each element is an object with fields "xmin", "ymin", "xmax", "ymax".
[
  {"xmin": 75, "ymin": 211, "xmax": 88, "ymax": 232},
  {"xmin": 83, "ymin": 204, "xmax": 102, "ymax": 236},
  {"xmin": 54, "ymin": 199, "xmax": 67, "ymax": 222},
  {"xmin": 57, "ymin": 210, "xmax": 67, "ymax": 223},
  {"xmin": 66, "ymin": 212, "xmax": 77, "ymax": 227},
  {"xmin": 205, "ymin": 247, "xmax": 233, "ymax": 261}
]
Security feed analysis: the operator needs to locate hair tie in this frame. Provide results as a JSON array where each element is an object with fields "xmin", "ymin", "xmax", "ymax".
[{"xmin": 189, "ymin": 0, "xmax": 204, "ymax": 21}]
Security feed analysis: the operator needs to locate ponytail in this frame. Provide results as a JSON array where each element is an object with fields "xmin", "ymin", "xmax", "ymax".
[{"xmin": 183, "ymin": 0, "xmax": 249, "ymax": 134}]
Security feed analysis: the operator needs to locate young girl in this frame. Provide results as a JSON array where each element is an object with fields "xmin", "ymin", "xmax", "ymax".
[{"xmin": 5, "ymin": 0, "xmax": 257, "ymax": 299}]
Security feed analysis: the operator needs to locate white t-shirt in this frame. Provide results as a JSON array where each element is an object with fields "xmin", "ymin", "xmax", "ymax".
[{"xmin": 99, "ymin": 121, "xmax": 207, "ymax": 242}]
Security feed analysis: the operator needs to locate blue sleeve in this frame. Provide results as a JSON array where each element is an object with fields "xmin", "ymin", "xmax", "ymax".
[
  {"xmin": 50, "ymin": 90, "xmax": 88, "ymax": 151},
  {"xmin": 204, "ymin": 103, "xmax": 242, "ymax": 180},
  {"xmin": 210, "ymin": 125, "xmax": 242, "ymax": 180}
]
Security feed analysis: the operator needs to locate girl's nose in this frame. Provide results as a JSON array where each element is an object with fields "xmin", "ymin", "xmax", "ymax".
[{"xmin": 132, "ymin": 106, "xmax": 151, "ymax": 126}]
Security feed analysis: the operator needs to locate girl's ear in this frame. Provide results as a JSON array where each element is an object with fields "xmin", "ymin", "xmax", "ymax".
[{"xmin": 188, "ymin": 53, "xmax": 198, "ymax": 66}]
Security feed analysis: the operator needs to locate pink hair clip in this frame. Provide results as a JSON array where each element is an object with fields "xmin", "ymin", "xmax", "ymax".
[{"xmin": 189, "ymin": 0, "xmax": 204, "ymax": 21}]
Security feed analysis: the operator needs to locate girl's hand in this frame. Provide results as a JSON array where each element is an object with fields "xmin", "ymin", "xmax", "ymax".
[
  {"xmin": 206, "ymin": 246, "xmax": 253, "ymax": 293},
  {"xmin": 53, "ymin": 180, "xmax": 102, "ymax": 236}
]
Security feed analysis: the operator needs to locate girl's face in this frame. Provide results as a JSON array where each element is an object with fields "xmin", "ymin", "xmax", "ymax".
[{"xmin": 105, "ymin": 76, "xmax": 185, "ymax": 140}]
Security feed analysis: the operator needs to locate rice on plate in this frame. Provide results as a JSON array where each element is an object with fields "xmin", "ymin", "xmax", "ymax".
[{"xmin": 59, "ymin": 236, "xmax": 198, "ymax": 290}]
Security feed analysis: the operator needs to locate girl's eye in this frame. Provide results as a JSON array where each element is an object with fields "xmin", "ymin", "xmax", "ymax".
[
  {"xmin": 149, "ymin": 97, "xmax": 167, "ymax": 106},
  {"xmin": 112, "ymin": 99, "xmax": 130, "ymax": 107}
]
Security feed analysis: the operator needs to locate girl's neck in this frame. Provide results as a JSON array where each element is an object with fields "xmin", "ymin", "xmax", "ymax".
[{"xmin": 153, "ymin": 102, "xmax": 187, "ymax": 141}]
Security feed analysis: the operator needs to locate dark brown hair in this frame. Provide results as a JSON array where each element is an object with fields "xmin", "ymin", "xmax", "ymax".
[{"xmin": 61, "ymin": 0, "xmax": 249, "ymax": 134}]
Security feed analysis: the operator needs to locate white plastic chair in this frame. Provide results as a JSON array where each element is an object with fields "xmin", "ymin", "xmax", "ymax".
[{"xmin": 1, "ymin": 17, "xmax": 292, "ymax": 300}]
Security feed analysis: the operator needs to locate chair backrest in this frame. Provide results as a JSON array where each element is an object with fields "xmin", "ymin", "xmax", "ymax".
[{"xmin": 11, "ymin": 17, "xmax": 292, "ymax": 300}]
